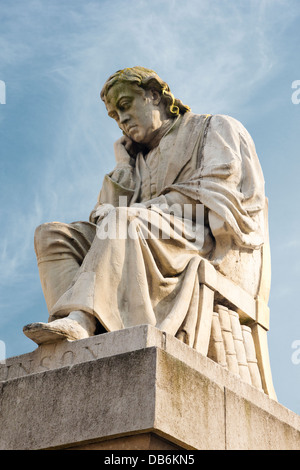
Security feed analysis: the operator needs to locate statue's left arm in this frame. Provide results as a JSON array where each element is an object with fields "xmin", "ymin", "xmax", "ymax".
[{"xmin": 160, "ymin": 114, "xmax": 266, "ymax": 250}]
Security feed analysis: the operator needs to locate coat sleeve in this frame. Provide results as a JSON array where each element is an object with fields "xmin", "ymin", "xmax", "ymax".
[{"xmin": 89, "ymin": 162, "xmax": 136, "ymax": 223}]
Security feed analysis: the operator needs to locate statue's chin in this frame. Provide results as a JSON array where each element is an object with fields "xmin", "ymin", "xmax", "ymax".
[{"xmin": 128, "ymin": 127, "xmax": 141, "ymax": 141}]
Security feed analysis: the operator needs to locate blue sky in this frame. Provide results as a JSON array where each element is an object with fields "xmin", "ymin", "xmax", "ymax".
[{"xmin": 0, "ymin": 0, "xmax": 299, "ymax": 415}]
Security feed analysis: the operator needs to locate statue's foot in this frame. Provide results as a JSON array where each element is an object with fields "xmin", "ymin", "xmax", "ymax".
[{"xmin": 23, "ymin": 312, "xmax": 97, "ymax": 345}]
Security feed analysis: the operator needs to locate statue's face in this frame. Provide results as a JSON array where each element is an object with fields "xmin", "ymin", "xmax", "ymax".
[{"xmin": 105, "ymin": 82, "xmax": 163, "ymax": 145}]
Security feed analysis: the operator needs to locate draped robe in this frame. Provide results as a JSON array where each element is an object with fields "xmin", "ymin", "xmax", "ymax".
[{"xmin": 48, "ymin": 112, "xmax": 265, "ymax": 349}]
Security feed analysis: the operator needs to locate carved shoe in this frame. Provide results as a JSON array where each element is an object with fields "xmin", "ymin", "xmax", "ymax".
[{"xmin": 23, "ymin": 317, "xmax": 91, "ymax": 345}]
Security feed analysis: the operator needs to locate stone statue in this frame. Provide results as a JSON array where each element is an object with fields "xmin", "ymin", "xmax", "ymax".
[{"xmin": 23, "ymin": 66, "xmax": 266, "ymax": 350}]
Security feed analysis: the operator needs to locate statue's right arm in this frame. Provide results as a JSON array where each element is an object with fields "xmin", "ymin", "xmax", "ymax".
[{"xmin": 89, "ymin": 138, "xmax": 137, "ymax": 224}]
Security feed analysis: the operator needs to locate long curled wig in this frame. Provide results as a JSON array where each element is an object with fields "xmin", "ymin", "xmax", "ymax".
[{"xmin": 100, "ymin": 66, "xmax": 191, "ymax": 118}]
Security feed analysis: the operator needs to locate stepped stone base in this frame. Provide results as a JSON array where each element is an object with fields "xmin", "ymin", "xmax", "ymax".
[{"xmin": 0, "ymin": 325, "xmax": 299, "ymax": 450}]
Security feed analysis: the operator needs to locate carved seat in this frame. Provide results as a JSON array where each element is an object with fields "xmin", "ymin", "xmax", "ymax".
[{"xmin": 195, "ymin": 199, "xmax": 277, "ymax": 400}]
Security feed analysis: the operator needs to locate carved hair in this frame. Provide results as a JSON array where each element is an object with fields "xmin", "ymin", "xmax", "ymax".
[{"xmin": 100, "ymin": 66, "xmax": 191, "ymax": 117}]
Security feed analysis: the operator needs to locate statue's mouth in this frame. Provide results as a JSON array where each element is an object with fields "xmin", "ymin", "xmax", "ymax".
[{"xmin": 128, "ymin": 125, "xmax": 137, "ymax": 133}]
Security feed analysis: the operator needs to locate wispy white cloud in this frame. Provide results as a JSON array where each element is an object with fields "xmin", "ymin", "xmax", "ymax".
[{"xmin": 0, "ymin": 195, "xmax": 42, "ymax": 281}]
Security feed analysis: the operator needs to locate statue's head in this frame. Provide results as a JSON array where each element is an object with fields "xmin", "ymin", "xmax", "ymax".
[
  {"xmin": 100, "ymin": 67, "xmax": 190, "ymax": 146},
  {"xmin": 101, "ymin": 66, "xmax": 190, "ymax": 118}
]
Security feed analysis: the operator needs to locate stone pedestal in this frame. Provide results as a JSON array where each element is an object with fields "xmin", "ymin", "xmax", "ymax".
[{"xmin": 0, "ymin": 325, "xmax": 299, "ymax": 450}]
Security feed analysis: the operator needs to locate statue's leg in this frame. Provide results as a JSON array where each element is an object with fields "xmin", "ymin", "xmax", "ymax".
[
  {"xmin": 34, "ymin": 221, "xmax": 96, "ymax": 311},
  {"xmin": 23, "ymin": 221, "xmax": 98, "ymax": 345}
]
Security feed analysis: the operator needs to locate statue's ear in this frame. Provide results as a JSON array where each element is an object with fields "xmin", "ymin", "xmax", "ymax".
[{"xmin": 150, "ymin": 89, "xmax": 162, "ymax": 105}]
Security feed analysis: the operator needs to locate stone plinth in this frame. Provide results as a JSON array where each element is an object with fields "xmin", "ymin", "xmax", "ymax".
[{"xmin": 0, "ymin": 325, "xmax": 299, "ymax": 450}]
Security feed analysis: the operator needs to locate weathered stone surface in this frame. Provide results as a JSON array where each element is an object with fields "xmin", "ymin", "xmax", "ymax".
[
  {"xmin": 155, "ymin": 350, "xmax": 225, "ymax": 450},
  {"xmin": 68, "ymin": 433, "xmax": 183, "ymax": 450},
  {"xmin": 0, "ymin": 326, "xmax": 299, "ymax": 450},
  {"xmin": 0, "ymin": 347, "xmax": 157, "ymax": 450},
  {"xmin": 225, "ymin": 389, "xmax": 300, "ymax": 450},
  {"xmin": 0, "ymin": 325, "xmax": 162, "ymax": 382}
]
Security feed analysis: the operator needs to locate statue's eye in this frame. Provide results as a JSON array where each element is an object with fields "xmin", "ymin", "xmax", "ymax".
[{"xmin": 118, "ymin": 100, "xmax": 131, "ymax": 111}]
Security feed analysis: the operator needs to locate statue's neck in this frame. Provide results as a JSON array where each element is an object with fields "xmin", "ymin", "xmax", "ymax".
[{"xmin": 145, "ymin": 116, "xmax": 179, "ymax": 152}]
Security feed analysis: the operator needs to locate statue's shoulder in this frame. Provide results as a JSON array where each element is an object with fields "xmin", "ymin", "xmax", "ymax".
[
  {"xmin": 180, "ymin": 111, "xmax": 213, "ymax": 131},
  {"xmin": 180, "ymin": 112, "xmax": 251, "ymax": 143},
  {"xmin": 202, "ymin": 113, "xmax": 250, "ymax": 137},
  {"xmin": 187, "ymin": 112, "xmax": 244, "ymax": 128}
]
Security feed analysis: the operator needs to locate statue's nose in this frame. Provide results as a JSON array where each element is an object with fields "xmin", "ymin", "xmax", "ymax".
[{"xmin": 119, "ymin": 112, "xmax": 130, "ymax": 124}]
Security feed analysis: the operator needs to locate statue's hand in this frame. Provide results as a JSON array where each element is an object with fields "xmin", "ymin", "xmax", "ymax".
[
  {"xmin": 114, "ymin": 136, "xmax": 133, "ymax": 164},
  {"xmin": 94, "ymin": 203, "xmax": 115, "ymax": 224}
]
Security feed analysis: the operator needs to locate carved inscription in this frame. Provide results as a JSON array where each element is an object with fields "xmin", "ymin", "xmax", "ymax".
[{"xmin": 0, "ymin": 340, "xmax": 104, "ymax": 382}]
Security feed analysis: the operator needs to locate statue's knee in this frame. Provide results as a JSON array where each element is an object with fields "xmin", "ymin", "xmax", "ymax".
[
  {"xmin": 34, "ymin": 222, "xmax": 55, "ymax": 240},
  {"xmin": 34, "ymin": 222, "xmax": 48, "ymax": 243},
  {"xmin": 34, "ymin": 222, "xmax": 61, "ymax": 257}
]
